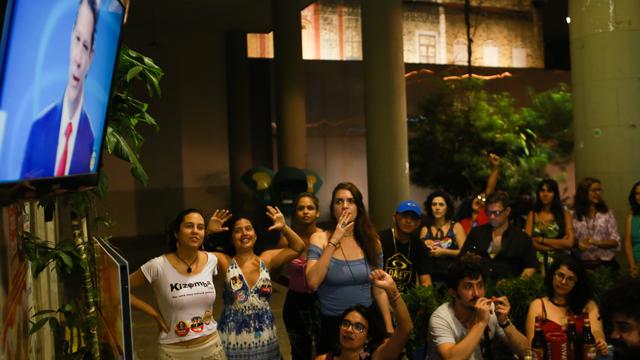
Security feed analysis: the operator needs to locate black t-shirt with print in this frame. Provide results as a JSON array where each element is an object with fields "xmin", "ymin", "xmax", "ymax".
[{"xmin": 379, "ymin": 228, "xmax": 432, "ymax": 292}]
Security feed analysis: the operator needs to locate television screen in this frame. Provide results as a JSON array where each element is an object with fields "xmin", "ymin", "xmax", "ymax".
[{"xmin": 0, "ymin": 0, "xmax": 124, "ymax": 193}]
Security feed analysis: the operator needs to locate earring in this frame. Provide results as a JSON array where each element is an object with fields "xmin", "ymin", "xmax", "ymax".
[{"xmin": 359, "ymin": 343, "xmax": 370, "ymax": 360}]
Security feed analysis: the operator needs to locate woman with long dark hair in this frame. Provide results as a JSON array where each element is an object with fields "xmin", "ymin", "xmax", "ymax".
[
  {"xmin": 207, "ymin": 206, "xmax": 305, "ymax": 359},
  {"xmin": 419, "ymin": 190, "xmax": 466, "ymax": 283},
  {"xmin": 525, "ymin": 255, "xmax": 608, "ymax": 355},
  {"xmin": 315, "ymin": 269, "xmax": 413, "ymax": 360},
  {"xmin": 129, "ymin": 209, "xmax": 227, "ymax": 359},
  {"xmin": 525, "ymin": 179, "xmax": 574, "ymax": 273},
  {"xmin": 283, "ymin": 192, "xmax": 324, "ymax": 359},
  {"xmin": 572, "ymin": 177, "xmax": 621, "ymax": 270},
  {"xmin": 306, "ymin": 182, "xmax": 393, "ymax": 355},
  {"xmin": 624, "ymin": 180, "xmax": 640, "ymax": 277}
]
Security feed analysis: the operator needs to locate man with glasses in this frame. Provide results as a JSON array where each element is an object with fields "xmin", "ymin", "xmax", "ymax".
[
  {"xmin": 379, "ymin": 200, "xmax": 433, "ymax": 292},
  {"xmin": 428, "ymin": 260, "xmax": 528, "ymax": 360},
  {"xmin": 460, "ymin": 191, "xmax": 537, "ymax": 280}
]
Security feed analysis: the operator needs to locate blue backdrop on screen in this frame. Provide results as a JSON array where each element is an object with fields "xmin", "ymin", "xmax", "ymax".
[{"xmin": 0, "ymin": 0, "xmax": 124, "ymax": 182}]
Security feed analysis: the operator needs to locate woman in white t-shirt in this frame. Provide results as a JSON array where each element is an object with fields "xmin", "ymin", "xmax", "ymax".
[{"xmin": 129, "ymin": 208, "xmax": 226, "ymax": 359}]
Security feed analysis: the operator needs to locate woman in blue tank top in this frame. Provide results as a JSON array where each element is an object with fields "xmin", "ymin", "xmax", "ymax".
[{"xmin": 306, "ymin": 182, "xmax": 393, "ymax": 355}]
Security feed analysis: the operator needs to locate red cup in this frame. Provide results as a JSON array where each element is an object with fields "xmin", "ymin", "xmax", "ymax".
[{"xmin": 545, "ymin": 332, "xmax": 568, "ymax": 360}]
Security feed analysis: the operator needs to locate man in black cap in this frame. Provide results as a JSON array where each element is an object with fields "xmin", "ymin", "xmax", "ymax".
[{"xmin": 379, "ymin": 200, "xmax": 432, "ymax": 292}]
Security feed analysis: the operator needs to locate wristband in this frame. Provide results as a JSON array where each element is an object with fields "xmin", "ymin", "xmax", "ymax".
[
  {"xmin": 389, "ymin": 291, "xmax": 401, "ymax": 304},
  {"xmin": 498, "ymin": 318, "xmax": 512, "ymax": 329}
]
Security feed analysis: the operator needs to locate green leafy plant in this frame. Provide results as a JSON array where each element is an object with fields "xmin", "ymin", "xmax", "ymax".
[
  {"xmin": 22, "ymin": 231, "xmax": 85, "ymax": 276},
  {"xmin": 105, "ymin": 44, "xmax": 162, "ymax": 187},
  {"xmin": 408, "ymin": 79, "xmax": 573, "ymax": 198},
  {"xmin": 403, "ymin": 284, "xmax": 451, "ymax": 353},
  {"xmin": 26, "ymin": 45, "xmax": 162, "ymax": 360},
  {"xmin": 488, "ymin": 274, "xmax": 545, "ymax": 330}
]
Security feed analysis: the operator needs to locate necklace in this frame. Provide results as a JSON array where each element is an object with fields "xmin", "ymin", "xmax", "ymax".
[
  {"xmin": 391, "ymin": 228, "xmax": 411, "ymax": 260},
  {"xmin": 550, "ymin": 298, "xmax": 568, "ymax": 307},
  {"xmin": 175, "ymin": 252, "xmax": 198, "ymax": 273}
]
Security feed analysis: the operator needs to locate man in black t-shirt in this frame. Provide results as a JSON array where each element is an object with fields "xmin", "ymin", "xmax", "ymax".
[
  {"xmin": 460, "ymin": 191, "xmax": 537, "ymax": 281},
  {"xmin": 379, "ymin": 200, "xmax": 433, "ymax": 292}
]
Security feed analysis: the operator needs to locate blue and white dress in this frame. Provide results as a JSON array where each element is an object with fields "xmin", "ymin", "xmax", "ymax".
[{"xmin": 218, "ymin": 258, "xmax": 280, "ymax": 359}]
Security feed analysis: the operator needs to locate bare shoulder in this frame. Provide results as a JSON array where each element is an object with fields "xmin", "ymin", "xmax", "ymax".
[
  {"xmin": 310, "ymin": 230, "xmax": 329, "ymax": 247},
  {"xmin": 584, "ymin": 299, "xmax": 599, "ymax": 312},
  {"xmin": 529, "ymin": 298, "xmax": 543, "ymax": 311}
]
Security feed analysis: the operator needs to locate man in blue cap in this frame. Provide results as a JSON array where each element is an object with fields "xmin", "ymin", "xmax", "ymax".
[{"xmin": 379, "ymin": 200, "xmax": 433, "ymax": 292}]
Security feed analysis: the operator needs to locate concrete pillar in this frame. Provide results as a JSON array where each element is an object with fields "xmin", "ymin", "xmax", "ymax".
[
  {"xmin": 570, "ymin": 0, "xmax": 640, "ymax": 224},
  {"xmin": 361, "ymin": 0, "xmax": 410, "ymax": 229},
  {"xmin": 273, "ymin": 0, "xmax": 307, "ymax": 169},
  {"xmin": 225, "ymin": 32, "xmax": 254, "ymax": 214}
]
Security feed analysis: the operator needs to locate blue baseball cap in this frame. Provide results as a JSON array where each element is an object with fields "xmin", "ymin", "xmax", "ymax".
[{"xmin": 395, "ymin": 200, "xmax": 421, "ymax": 217}]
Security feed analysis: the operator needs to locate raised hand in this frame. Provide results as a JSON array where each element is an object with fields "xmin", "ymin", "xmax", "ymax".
[
  {"xmin": 332, "ymin": 209, "xmax": 355, "ymax": 243},
  {"xmin": 208, "ymin": 209, "xmax": 232, "ymax": 234},
  {"xmin": 491, "ymin": 296, "xmax": 511, "ymax": 325},
  {"xmin": 474, "ymin": 297, "xmax": 492, "ymax": 326},
  {"xmin": 266, "ymin": 206, "xmax": 286, "ymax": 231},
  {"xmin": 369, "ymin": 269, "xmax": 396, "ymax": 292},
  {"xmin": 488, "ymin": 153, "xmax": 501, "ymax": 170}
]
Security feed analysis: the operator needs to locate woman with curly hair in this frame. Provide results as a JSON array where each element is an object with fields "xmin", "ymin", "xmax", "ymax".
[
  {"xmin": 306, "ymin": 182, "xmax": 393, "ymax": 355},
  {"xmin": 207, "ymin": 206, "xmax": 305, "ymax": 359},
  {"xmin": 572, "ymin": 177, "xmax": 621, "ymax": 270},
  {"xmin": 316, "ymin": 270, "xmax": 412, "ymax": 360}
]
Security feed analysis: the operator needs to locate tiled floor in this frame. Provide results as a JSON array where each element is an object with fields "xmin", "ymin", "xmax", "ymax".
[{"xmin": 112, "ymin": 237, "xmax": 292, "ymax": 359}]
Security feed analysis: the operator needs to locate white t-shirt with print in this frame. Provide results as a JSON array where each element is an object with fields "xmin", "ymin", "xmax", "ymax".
[{"xmin": 141, "ymin": 252, "xmax": 218, "ymax": 344}]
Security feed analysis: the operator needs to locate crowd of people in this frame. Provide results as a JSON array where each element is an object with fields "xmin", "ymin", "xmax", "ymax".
[{"xmin": 129, "ymin": 158, "xmax": 640, "ymax": 359}]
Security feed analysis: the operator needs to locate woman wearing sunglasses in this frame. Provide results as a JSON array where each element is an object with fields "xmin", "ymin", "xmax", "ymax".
[
  {"xmin": 315, "ymin": 269, "xmax": 412, "ymax": 360},
  {"xmin": 525, "ymin": 255, "xmax": 608, "ymax": 356}
]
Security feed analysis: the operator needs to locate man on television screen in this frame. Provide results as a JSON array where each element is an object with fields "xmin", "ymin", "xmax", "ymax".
[{"xmin": 21, "ymin": 0, "xmax": 98, "ymax": 179}]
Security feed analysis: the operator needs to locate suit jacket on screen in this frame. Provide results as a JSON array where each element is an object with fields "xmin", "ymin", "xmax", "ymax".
[{"xmin": 21, "ymin": 100, "xmax": 95, "ymax": 179}]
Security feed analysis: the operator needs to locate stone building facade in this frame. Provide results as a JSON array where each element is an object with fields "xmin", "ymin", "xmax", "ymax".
[{"xmin": 247, "ymin": 0, "xmax": 544, "ymax": 68}]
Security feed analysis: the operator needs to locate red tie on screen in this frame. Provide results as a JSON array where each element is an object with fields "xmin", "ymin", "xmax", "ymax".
[{"xmin": 55, "ymin": 122, "xmax": 73, "ymax": 176}]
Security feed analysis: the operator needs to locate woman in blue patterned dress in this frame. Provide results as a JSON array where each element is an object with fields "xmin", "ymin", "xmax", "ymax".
[{"xmin": 207, "ymin": 206, "xmax": 305, "ymax": 359}]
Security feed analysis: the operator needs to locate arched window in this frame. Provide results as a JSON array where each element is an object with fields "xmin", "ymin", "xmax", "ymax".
[{"xmin": 483, "ymin": 40, "xmax": 499, "ymax": 67}]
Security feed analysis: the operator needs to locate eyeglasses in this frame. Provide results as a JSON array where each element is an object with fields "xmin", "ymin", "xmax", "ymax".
[
  {"xmin": 554, "ymin": 271, "xmax": 577, "ymax": 284},
  {"xmin": 487, "ymin": 209, "xmax": 506, "ymax": 217},
  {"xmin": 340, "ymin": 319, "xmax": 367, "ymax": 333}
]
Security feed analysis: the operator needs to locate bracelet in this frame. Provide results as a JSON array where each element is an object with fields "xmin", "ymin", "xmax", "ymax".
[
  {"xmin": 389, "ymin": 291, "xmax": 401, "ymax": 304},
  {"xmin": 327, "ymin": 241, "xmax": 338, "ymax": 248},
  {"xmin": 498, "ymin": 318, "xmax": 512, "ymax": 329}
]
